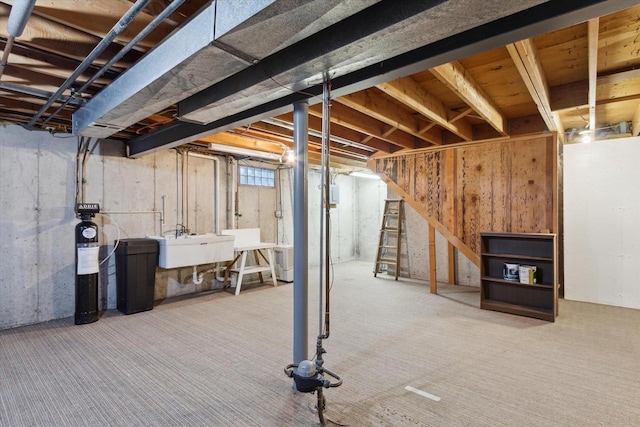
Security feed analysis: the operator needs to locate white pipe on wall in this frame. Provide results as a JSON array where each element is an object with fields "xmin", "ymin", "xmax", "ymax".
[
  {"xmin": 186, "ymin": 152, "xmax": 220, "ymax": 233},
  {"xmin": 227, "ymin": 156, "xmax": 237, "ymax": 229}
]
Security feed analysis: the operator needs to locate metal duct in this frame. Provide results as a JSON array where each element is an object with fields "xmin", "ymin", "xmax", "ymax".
[
  {"xmin": 177, "ymin": 0, "xmax": 550, "ymax": 125},
  {"xmin": 72, "ymin": 0, "xmax": 380, "ymax": 138},
  {"xmin": 1, "ymin": 0, "xmax": 37, "ymax": 80},
  {"xmin": 128, "ymin": 0, "xmax": 637, "ymax": 158},
  {"xmin": 6, "ymin": 0, "xmax": 36, "ymax": 37}
]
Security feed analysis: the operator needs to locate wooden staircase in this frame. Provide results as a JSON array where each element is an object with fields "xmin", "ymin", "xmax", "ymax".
[{"xmin": 374, "ymin": 199, "xmax": 404, "ymax": 280}]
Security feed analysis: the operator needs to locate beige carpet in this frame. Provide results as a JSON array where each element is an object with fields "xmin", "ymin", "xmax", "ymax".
[{"xmin": 1, "ymin": 261, "xmax": 639, "ymax": 426}]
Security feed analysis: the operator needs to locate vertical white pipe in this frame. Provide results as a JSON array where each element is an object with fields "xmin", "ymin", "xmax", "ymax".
[
  {"xmin": 186, "ymin": 152, "xmax": 220, "ymax": 233},
  {"xmin": 227, "ymin": 156, "xmax": 236, "ymax": 229}
]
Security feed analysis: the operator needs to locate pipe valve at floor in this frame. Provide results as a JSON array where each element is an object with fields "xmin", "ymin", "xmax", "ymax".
[{"xmin": 285, "ymin": 359, "xmax": 342, "ymax": 393}]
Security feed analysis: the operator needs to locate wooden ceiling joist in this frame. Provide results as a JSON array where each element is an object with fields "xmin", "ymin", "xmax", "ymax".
[
  {"xmin": 550, "ymin": 68, "xmax": 640, "ymax": 112},
  {"xmin": 337, "ymin": 89, "xmax": 443, "ymax": 145},
  {"xmin": 272, "ymin": 113, "xmax": 392, "ymax": 154},
  {"xmin": 202, "ymin": 132, "xmax": 286, "ymax": 157},
  {"xmin": 0, "ymin": 41, "xmax": 115, "ymax": 85},
  {"xmin": 0, "ymin": 4, "xmax": 136, "ymax": 67},
  {"xmin": 507, "ymin": 39, "xmax": 565, "ymax": 142},
  {"xmin": 376, "ymin": 78, "xmax": 471, "ymax": 142},
  {"xmin": 308, "ymin": 103, "xmax": 417, "ymax": 150},
  {"xmin": 430, "ymin": 61, "xmax": 507, "ymax": 135},
  {"xmin": 22, "ymin": 0, "xmax": 175, "ymax": 51}
]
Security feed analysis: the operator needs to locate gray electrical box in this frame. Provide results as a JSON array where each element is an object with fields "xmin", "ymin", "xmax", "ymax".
[{"xmin": 329, "ymin": 184, "xmax": 340, "ymax": 205}]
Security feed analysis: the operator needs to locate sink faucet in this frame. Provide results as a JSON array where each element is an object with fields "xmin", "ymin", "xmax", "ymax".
[{"xmin": 175, "ymin": 224, "xmax": 190, "ymax": 238}]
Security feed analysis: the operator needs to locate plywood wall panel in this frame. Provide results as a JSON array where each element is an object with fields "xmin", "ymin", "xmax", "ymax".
[
  {"xmin": 442, "ymin": 150, "xmax": 457, "ymax": 233},
  {"xmin": 510, "ymin": 137, "xmax": 551, "ymax": 233},
  {"xmin": 414, "ymin": 154, "xmax": 428, "ymax": 213},
  {"xmin": 370, "ymin": 133, "xmax": 557, "ymax": 264}
]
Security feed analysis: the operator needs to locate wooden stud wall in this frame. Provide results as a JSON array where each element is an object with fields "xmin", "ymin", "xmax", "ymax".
[{"xmin": 368, "ymin": 133, "xmax": 558, "ymax": 266}]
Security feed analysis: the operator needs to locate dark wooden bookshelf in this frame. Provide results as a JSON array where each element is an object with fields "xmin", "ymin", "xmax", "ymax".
[{"xmin": 480, "ymin": 232, "xmax": 558, "ymax": 322}]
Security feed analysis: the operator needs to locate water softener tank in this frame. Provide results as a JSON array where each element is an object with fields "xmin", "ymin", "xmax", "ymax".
[{"xmin": 75, "ymin": 214, "xmax": 99, "ymax": 324}]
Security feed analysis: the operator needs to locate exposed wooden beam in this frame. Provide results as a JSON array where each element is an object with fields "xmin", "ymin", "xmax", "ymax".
[
  {"xmin": 431, "ymin": 61, "xmax": 507, "ymax": 135},
  {"xmin": 550, "ymin": 80, "xmax": 588, "ymax": 111},
  {"xmin": 19, "ymin": 0, "xmax": 176, "ymax": 51},
  {"xmin": 196, "ymin": 134, "xmax": 365, "ymax": 168},
  {"xmin": 337, "ymin": 89, "xmax": 443, "ymax": 145},
  {"xmin": 232, "ymin": 125, "xmax": 294, "ymax": 147},
  {"xmin": 274, "ymin": 113, "xmax": 392, "ymax": 153},
  {"xmin": 307, "ymin": 151, "xmax": 366, "ymax": 168},
  {"xmin": 449, "ymin": 108, "xmax": 473, "ymax": 123},
  {"xmin": 0, "ymin": 97, "xmax": 73, "ymax": 121},
  {"xmin": 206, "ymin": 132, "xmax": 367, "ymax": 163},
  {"xmin": 376, "ymin": 78, "xmax": 472, "ymax": 141},
  {"xmin": 308, "ymin": 103, "xmax": 417, "ymax": 149},
  {"xmin": 0, "ymin": 41, "xmax": 115, "ymax": 84},
  {"xmin": 507, "ymin": 39, "xmax": 565, "ymax": 142},
  {"xmin": 1, "ymin": 66, "xmax": 67, "ymax": 93},
  {"xmin": 551, "ymin": 68, "xmax": 640, "ymax": 111},
  {"xmin": 588, "ymin": 18, "xmax": 599, "ymax": 141},
  {"xmin": 203, "ymin": 132, "xmax": 286, "ymax": 154},
  {"xmin": 233, "ymin": 127, "xmax": 370, "ymax": 161},
  {"xmin": 0, "ymin": 4, "xmax": 136, "ymax": 67}
]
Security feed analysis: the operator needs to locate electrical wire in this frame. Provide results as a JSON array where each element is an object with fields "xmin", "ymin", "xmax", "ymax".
[
  {"xmin": 75, "ymin": 136, "xmax": 81, "ymax": 207},
  {"xmin": 94, "ymin": 212, "xmax": 121, "ymax": 266}
]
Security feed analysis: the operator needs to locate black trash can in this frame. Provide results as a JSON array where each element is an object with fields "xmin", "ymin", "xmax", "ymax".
[{"xmin": 115, "ymin": 238, "xmax": 159, "ymax": 315}]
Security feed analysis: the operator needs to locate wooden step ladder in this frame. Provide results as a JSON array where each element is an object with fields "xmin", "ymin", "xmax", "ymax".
[{"xmin": 374, "ymin": 199, "xmax": 404, "ymax": 280}]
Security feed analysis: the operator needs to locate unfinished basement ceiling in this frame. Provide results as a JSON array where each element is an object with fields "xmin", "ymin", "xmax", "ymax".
[{"xmin": 1, "ymin": 0, "xmax": 640, "ymax": 167}]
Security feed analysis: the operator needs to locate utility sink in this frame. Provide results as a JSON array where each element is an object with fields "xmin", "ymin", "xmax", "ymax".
[{"xmin": 149, "ymin": 233, "xmax": 235, "ymax": 269}]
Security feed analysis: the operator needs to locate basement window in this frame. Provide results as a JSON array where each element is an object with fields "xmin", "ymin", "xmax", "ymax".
[{"xmin": 239, "ymin": 165, "xmax": 275, "ymax": 187}]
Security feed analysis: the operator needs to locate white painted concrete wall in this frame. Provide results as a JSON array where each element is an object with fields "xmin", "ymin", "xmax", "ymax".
[
  {"xmin": 276, "ymin": 168, "xmax": 385, "ymax": 267},
  {"xmin": 0, "ymin": 125, "xmax": 227, "ymax": 329},
  {"xmin": 356, "ymin": 177, "xmax": 387, "ymax": 262},
  {"xmin": 564, "ymin": 136, "xmax": 640, "ymax": 309},
  {"xmin": 0, "ymin": 124, "xmax": 387, "ymax": 329},
  {"xmin": 235, "ymin": 160, "xmax": 278, "ymax": 242},
  {"xmin": 0, "ymin": 126, "xmax": 77, "ymax": 328}
]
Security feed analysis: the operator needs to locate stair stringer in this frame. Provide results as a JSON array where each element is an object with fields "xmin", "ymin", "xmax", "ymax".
[{"xmin": 378, "ymin": 174, "xmax": 480, "ymax": 267}]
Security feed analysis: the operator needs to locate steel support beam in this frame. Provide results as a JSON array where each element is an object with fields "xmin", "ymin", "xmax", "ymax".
[{"xmin": 292, "ymin": 100, "xmax": 309, "ymax": 364}]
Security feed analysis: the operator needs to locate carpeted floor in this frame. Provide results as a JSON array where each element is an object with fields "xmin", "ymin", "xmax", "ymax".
[{"xmin": 1, "ymin": 261, "xmax": 639, "ymax": 426}]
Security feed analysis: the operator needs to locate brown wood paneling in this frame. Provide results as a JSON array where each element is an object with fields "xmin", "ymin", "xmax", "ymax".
[
  {"xmin": 510, "ymin": 137, "xmax": 550, "ymax": 233},
  {"xmin": 371, "ymin": 133, "xmax": 557, "ymax": 266},
  {"xmin": 443, "ymin": 150, "xmax": 457, "ymax": 233}
]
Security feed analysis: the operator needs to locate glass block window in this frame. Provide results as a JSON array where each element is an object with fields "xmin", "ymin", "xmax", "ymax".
[{"xmin": 239, "ymin": 165, "xmax": 275, "ymax": 187}]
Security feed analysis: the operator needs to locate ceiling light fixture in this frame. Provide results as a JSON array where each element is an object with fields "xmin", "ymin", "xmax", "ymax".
[
  {"xmin": 284, "ymin": 149, "xmax": 295, "ymax": 164},
  {"xmin": 578, "ymin": 129, "xmax": 592, "ymax": 144}
]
